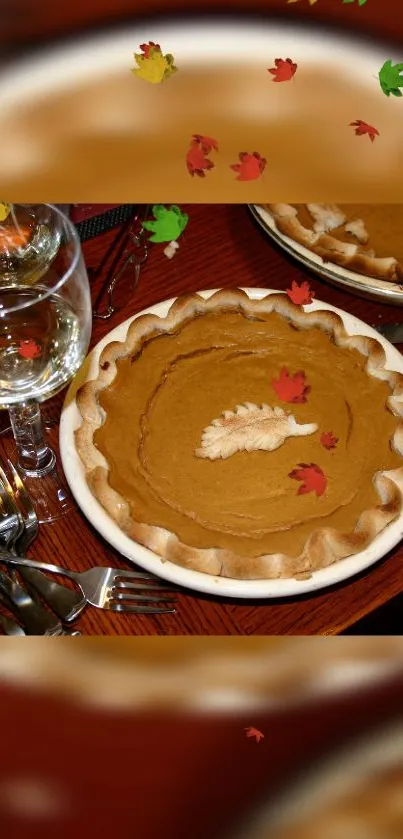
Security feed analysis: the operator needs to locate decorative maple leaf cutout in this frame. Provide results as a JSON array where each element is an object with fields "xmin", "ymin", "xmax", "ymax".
[
  {"xmin": 378, "ymin": 60, "xmax": 403, "ymax": 97},
  {"xmin": 142, "ymin": 205, "xmax": 188, "ymax": 243},
  {"xmin": 191, "ymin": 135, "xmax": 219, "ymax": 154},
  {"xmin": 186, "ymin": 135, "xmax": 218, "ymax": 178},
  {"xmin": 230, "ymin": 152, "xmax": 266, "ymax": 182},
  {"xmin": 0, "ymin": 202, "xmax": 11, "ymax": 222},
  {"xmin": 286, "ymin": 281, "xmax": 315, "ymax": 306},
  {"xmin": 272, "ymin": 368, "xmax": 310, "ymax": 404},
  {"xmin": 18, "ymin": 339, "xmax": 41, "ymax": 360},
  {"xmin": 139, "ymin": 41, "xmax": 160, "ymax": 58},
  {"xmin": 289, "ymin": 463, "xmax": 327, "ymax": 497},
  {"xmin": 268, "ymin": 58, "xmax": 298, "ymax": 82},
  {"xmin": 320, "ymin": 431, "xmax": 339, "ymax": 450},
  {"xmin": 245, "ymin": 727, "xmax": 264, "ymax": 743},
  {"xmin": 132, "ymin": 42, "xmax": 177, "ymax": 84},
  {"xmin": 350, "ymin": 120, "xmax": 379, "ymax": 143}
]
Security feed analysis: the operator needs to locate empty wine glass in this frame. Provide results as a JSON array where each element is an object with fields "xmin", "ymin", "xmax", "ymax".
[{"xmin": 0, "ymin": 203, "xmax": 92, "ymax": 522}]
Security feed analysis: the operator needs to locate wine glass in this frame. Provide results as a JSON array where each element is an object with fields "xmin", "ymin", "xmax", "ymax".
[{"xmin": 0, "ymin": 203, "xmax": 92, "ymax": 522}]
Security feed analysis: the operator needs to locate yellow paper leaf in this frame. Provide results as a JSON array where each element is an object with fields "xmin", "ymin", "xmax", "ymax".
[
  {"xmin": 132, "ymin": 50, "xmax": 177, "ymax": 84},
  {"xmin": 0, "ymin": 202, "xmax": 11, "ymax": 221}
]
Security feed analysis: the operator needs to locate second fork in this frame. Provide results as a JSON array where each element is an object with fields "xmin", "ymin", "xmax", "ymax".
[{"xmin": 0, "ymin": 461, "xmax": 86, "ymax": 622}]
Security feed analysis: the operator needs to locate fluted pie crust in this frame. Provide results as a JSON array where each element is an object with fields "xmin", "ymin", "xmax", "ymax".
[
  {"xmin": 75, "ymin": 289, "xmax": 403, "ymax": 580},
  {"xmin": 262, "ymin": 204, "xmax": 403, "ymax": 283}
]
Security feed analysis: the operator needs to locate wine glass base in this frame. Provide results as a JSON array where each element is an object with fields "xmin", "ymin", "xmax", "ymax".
[{"xmin": 0, "ymin": 421, "xmax": 74, "ymax": 524}]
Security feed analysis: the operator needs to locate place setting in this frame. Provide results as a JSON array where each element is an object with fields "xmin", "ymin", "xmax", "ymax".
[{"xmin": 1, "ymin": 202, "xmax": 403, "ymax": 635}]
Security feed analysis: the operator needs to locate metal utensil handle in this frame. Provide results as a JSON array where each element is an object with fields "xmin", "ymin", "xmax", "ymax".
[
  {"xmin": 0, "ymin": 613, "xmax": 26, "ymax": 636},
  {"xmin": 16, "ymin": 565, "xmax": 86, "ymax": 623},
  {"xmin": 0, "ymin": 569, "xmax": 63, "ymax": 635}
]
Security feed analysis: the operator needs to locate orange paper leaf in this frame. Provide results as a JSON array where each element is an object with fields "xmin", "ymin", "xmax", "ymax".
[
  {"xmin": 350, "ymin": 120, "xmax": 379, "ymax": 142},
  {"xmin": 268, "ymin": 57, "xmax": 298, "ymax": 82},
  {"xmin": 230, "ymin": 152, "xmax": 266, "ymax": 181},
  {"xmin": 272, "ymin": 368, "xmax": 310, "ymax": 403},
  {"xmin": 289, "ymin": 463, "xmax": 327, "ymax": 497},
  {"xmin": 286, "ymin": 280, "xmax": 315, "ymax": 306},
  {"xmin": 320, "ymin": 431, "xmax": 339, "ymax": 450}
]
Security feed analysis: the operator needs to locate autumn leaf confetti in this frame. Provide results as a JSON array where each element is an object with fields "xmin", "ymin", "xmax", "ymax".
[
  {"xmin": 320, "ymin": 431, "xmax": 339, "ymax": 450},
  {"xmin": 186, "ymin": 135, "xmax": 218, "ymax": 178},
  {"xmin": 286, "ymin": 281, "xmax": 315, "ymax": 306},
  {"xmin": 230, "ymin": 152, "xmax": 266, "ymax": 182},
  {"xmin": 378, "ymin": 60, "xmax": 403, "ymax": 97},
  {"xmin": 142, "ymin": 205, "xmax": 188, "ymax": 259},
  {"xmin": 0, "ymin": 203, "xmax": 11, "ymax": 222},
  {"xmin": 18, "ymin": 339, "xmax": 42, "ymax": 360},
  {"xmin": 272, "ymin": 368, "xmax": 310, "ymax": 404},
  {"xmin": 132, "ymin": 42, "xmax": 177, "ymax": 84},
  {"xmin": 245, "ymin": 727, "xmax": 264, "ymax": 743},
  {"xmin": 289, "ymin": 463, "xmax": 327, "ymax": 497},
  {"xmin": 350, "ymin": 120, "xmax": 379, "ymax": 142},
  {"xmin": 268, "ymin": 58, "xmax": 298, "ymax": 82}
]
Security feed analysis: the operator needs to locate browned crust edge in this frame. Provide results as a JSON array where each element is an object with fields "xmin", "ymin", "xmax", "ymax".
[
  {"xmin": 75, "ymin": 288, "xmax": 403, "ymax": 580},
  {"xmin": 263, "ymin": 204, "xmax": 403, "ymax": 284}
]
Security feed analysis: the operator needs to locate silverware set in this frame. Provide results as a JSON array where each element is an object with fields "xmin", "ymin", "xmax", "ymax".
[{"xmin": 0, "ymin": 459, "xmax": 176, "ymax": 635}]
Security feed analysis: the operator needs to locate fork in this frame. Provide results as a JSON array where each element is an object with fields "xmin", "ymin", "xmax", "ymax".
[
  {"xmin": 0, "ymin": 553, "xmax": 177, "ymax": 613},
  {"xmin": 0, "ymin": 462, "xmax": 86, "ymax": 622}
]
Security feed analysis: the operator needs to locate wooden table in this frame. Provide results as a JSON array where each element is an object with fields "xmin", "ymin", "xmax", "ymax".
[
  {"xmin": 1, "ymin": 655, "xmax": 403, "ymax": 839},
  {"xmin": 4, "ymin": 203, "xmax": 403, "ymax": 635},
  {"xmin": 3, "ymin": 0, "xmax": 402, "ymax": 55}
]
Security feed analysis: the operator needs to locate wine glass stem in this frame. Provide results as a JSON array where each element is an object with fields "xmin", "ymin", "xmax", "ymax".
[{"xmin": 8, "ymin": 400, "xmax": 56, "ymax": 477}]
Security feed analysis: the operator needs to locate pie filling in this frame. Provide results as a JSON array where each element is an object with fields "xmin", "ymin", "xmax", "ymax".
[
  {"xmin": 268, "ymin": 767, "xmax": 403, "ymax": 839},
  {"xmin": 94, "ymin": 309, "xmax": 401, "ymax": 558},
  {"xmin": 296, "ymin": 204, "xmax": 403, "ymax": 263}
]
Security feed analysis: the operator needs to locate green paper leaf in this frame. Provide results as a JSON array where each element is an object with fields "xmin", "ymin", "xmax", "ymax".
[
  {"xmin": 142, "ymin": 205, "xmax": 189, "ymax": 243},
  {"xmin": 378, "ymin": 59, "xmax": 403, "ymax": 97}
]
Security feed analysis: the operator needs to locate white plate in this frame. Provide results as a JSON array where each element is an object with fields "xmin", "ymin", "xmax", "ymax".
[
  {"xmin": 60, "ymin": 288, "xmax": 403, "ymax": 599},
  {"xmin": 250, "ymin": 204, "xmax": 403, "ymax": 306},
  {"xmin": 0, "ymin": 21, "xmax": 397, "ymax": 108}
]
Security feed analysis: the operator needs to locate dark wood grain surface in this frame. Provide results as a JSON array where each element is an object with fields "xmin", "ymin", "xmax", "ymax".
[
  {"xmin": 4, "ymin": 203, "xmax": 403, "ymax": 636},
  {"xmin": 1, "ymin": 663, "xmax": 403, "ymax": 839},
  {"xmin": 4, "ymin": 0, "xmax": 403, "ymax": 54}
]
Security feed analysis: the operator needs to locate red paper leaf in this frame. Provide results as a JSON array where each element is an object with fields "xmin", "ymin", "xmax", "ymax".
[
  {"xmin": 230, "ymin": 151, "xmax": 266, "ymax": 181},
  {"xmin": 289, "ymin": 463, "xmax": 327, "ymax": 497},
  {"xmin": 139, "ymin": 41, "xmax": 160, "ymax": 58},
  {"xmin": 245, "ymin": 727, "xmax": 264, "ymax": 743},
  {"xmin": 186, "ymin": 135, "xmax": 218, "ymax": 178},
  {"xmin": 18, "ymin": 339, "xmax": 41, "ymax": 360},
  {"xmin": 268, "ymin": 57, "xmax": 298, "ymax": 82},
  {"xmin": 191, "ymin": 134, "xmax": 219, "ymax": 154},
  {"xmin": 350, "ymin": 120, "xmax": 379, "ymax": 143},
  {"xmin": 286, "ymin": 280, "xmax": 315, "ymax": 306},
  {"xmin": 320, "ymin": 431, "xmax": 339, "ymax": 450},
  {"xmin": 272, "ymin": 368, "xmax": 310, "ymax": 403}
]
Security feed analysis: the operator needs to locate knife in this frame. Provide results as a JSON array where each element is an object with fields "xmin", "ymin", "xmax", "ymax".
[
  {"xmin": 0, "ymin": 569, "xmax": 64, "ymax": 635},
  {"xmin": 373, "ymin": 323, "xmax": 403, "ymax": 344}
]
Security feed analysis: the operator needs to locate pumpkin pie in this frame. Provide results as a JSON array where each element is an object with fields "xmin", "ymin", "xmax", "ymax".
[
  {"xmin": 75, "ymin": 289, "xmax": 403, "ymax": 580},
  {"xmin": 261, "ymin": 204, "xmax": 403, "ymax": 283},
  {"xmin": 253, "ymin": 734, "xmax": 403, "ymax": 839}
]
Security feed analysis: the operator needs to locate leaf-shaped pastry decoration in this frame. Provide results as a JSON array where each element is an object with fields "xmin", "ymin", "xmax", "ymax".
[{"xmin": 195, "ymin": 403, "xmax": 318, "ymax": 461}]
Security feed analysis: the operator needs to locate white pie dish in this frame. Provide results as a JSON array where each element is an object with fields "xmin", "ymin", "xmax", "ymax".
[{"xmin": 60, "ymin": 288, "xmax": 403, "ymax": 599}]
